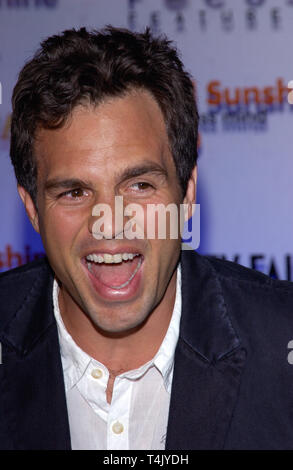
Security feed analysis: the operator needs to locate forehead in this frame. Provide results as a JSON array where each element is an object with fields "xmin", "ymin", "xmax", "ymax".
[{"xmin": 34, "ymin": 90, "xmax": 174, "ymax": 180}]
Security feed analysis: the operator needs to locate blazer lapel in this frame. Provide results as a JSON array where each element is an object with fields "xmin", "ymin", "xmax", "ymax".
[
  {"xmin": 166, "ymin": 251, "xmax": 246, "ymax": 450},
  {"xmin": 0, "ymin": 262, "xmax": 71, "ymax": 450}
]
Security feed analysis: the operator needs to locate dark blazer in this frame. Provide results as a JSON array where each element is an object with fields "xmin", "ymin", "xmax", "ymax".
[{"xmin": 1, "ymin": 250, "xmax": 293, "ymax": 450}]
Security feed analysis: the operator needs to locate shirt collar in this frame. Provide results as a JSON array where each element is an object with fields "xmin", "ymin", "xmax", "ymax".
[{"xmin": 53, "ymin": 264, "xmax": 182, "ymax": 394}]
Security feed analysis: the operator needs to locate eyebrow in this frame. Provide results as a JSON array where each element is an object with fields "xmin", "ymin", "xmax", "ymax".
[
  {"xmin": 117, "ymin": 163, "xmax": 168, "ymax": 182},
  {"xmin": 44, "ymin": 178, "xmax": 93, "ymax": 192},
  {"xmin": 44, "ymin": 163, "xmax": 168, "ymax": 193}
]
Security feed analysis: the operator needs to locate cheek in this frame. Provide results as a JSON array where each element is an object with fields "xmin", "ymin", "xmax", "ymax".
[
  {"xmin": 143, "ymin": 204, "xmax": 181, "ymax": 240},
  {"xmin": 39, "ymin": 208, "xmax": 86, "ymax": 254}
]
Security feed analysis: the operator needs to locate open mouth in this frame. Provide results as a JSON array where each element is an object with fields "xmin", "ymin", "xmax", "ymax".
[{"xmin": 84, "ymin": 252, "xmax": 143, "ymax": 290}]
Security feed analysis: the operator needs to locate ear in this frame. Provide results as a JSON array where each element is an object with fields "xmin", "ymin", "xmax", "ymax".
[
  {"xmin": 18, "ymin": 185, "xmax": 40, "ymax": 233},
  {"xmin": 183, "ymin": 166, "xmax": 197, "ymax": 221}
]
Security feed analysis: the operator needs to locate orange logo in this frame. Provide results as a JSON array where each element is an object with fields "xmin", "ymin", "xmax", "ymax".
[{"xmin": 207, "ymin": 78, "xmax": 290, "ymax": 106}]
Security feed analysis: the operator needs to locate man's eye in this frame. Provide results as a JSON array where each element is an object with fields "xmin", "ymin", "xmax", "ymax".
[
  {"xmin": 131, "ymin": 182, "xmax": 153, "ymax": 191},
  {"xmin": 60, "ymin": 188, "xmax": 88, "ymax": 199}
]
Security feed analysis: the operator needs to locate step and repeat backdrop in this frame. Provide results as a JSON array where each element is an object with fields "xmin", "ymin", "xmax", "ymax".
[{"xmin": 1, "ymin": 0, "xmax": 293, "ymax": 279}]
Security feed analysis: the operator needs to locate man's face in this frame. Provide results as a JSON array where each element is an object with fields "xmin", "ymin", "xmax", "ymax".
[{"xmin": 21, "ymin": 90, "xmax": 195, "ymax": 334}]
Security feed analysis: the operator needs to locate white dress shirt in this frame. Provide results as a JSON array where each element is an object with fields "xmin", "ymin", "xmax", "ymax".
[{"xmin": 53, "ymin": 265, "xmax": 182, "ymax": 450}]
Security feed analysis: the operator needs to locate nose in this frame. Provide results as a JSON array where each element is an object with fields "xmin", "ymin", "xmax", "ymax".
[{"xmin": 89, "ymin": 195, "xmax": 125, "ymax": 240}]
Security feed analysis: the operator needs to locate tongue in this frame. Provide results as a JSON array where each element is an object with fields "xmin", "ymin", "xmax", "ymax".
[{"xmin": 89, "ymin": 257, "xmax": 140, "ymax": 288}]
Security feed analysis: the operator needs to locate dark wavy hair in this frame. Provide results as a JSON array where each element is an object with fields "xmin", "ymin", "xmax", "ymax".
[{"xmin": 10, "ymin": 26, "xmax": 198, "ymax": 204}]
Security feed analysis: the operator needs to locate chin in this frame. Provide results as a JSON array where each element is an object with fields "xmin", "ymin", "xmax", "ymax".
[{"xmin": 86, "ymin": 301, "xmax": 151, "ymax": 335}]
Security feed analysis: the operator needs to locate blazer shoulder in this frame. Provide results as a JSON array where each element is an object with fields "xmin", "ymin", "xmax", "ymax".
[
  {"xmin": 0, "ymin": 258, "xmax": 53, "ymax": 328},
  {"xmin": 186, "ymin": 253, "xmax": 293, "ymax": 354},
  {"xmin": 202, "ymin": 254, "xmax": 293, "ymax": 335},
  {"xmin": 204, "ymin": 254, "xmax": 292, "ymax": 291},
  {"xmin": 0, "ymin": 257, "xmax": 51, "ymax": 284}
]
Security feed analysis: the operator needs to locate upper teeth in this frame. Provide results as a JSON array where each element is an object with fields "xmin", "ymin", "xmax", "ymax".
[{"xmin": 86, "ymin": 253, "xmax": 140, "ymax": 264}]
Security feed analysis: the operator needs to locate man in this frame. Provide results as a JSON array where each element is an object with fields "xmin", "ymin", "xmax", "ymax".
[{"xmin": 0, "ymin": 26, "xmax": 293, "ymax": 450}]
